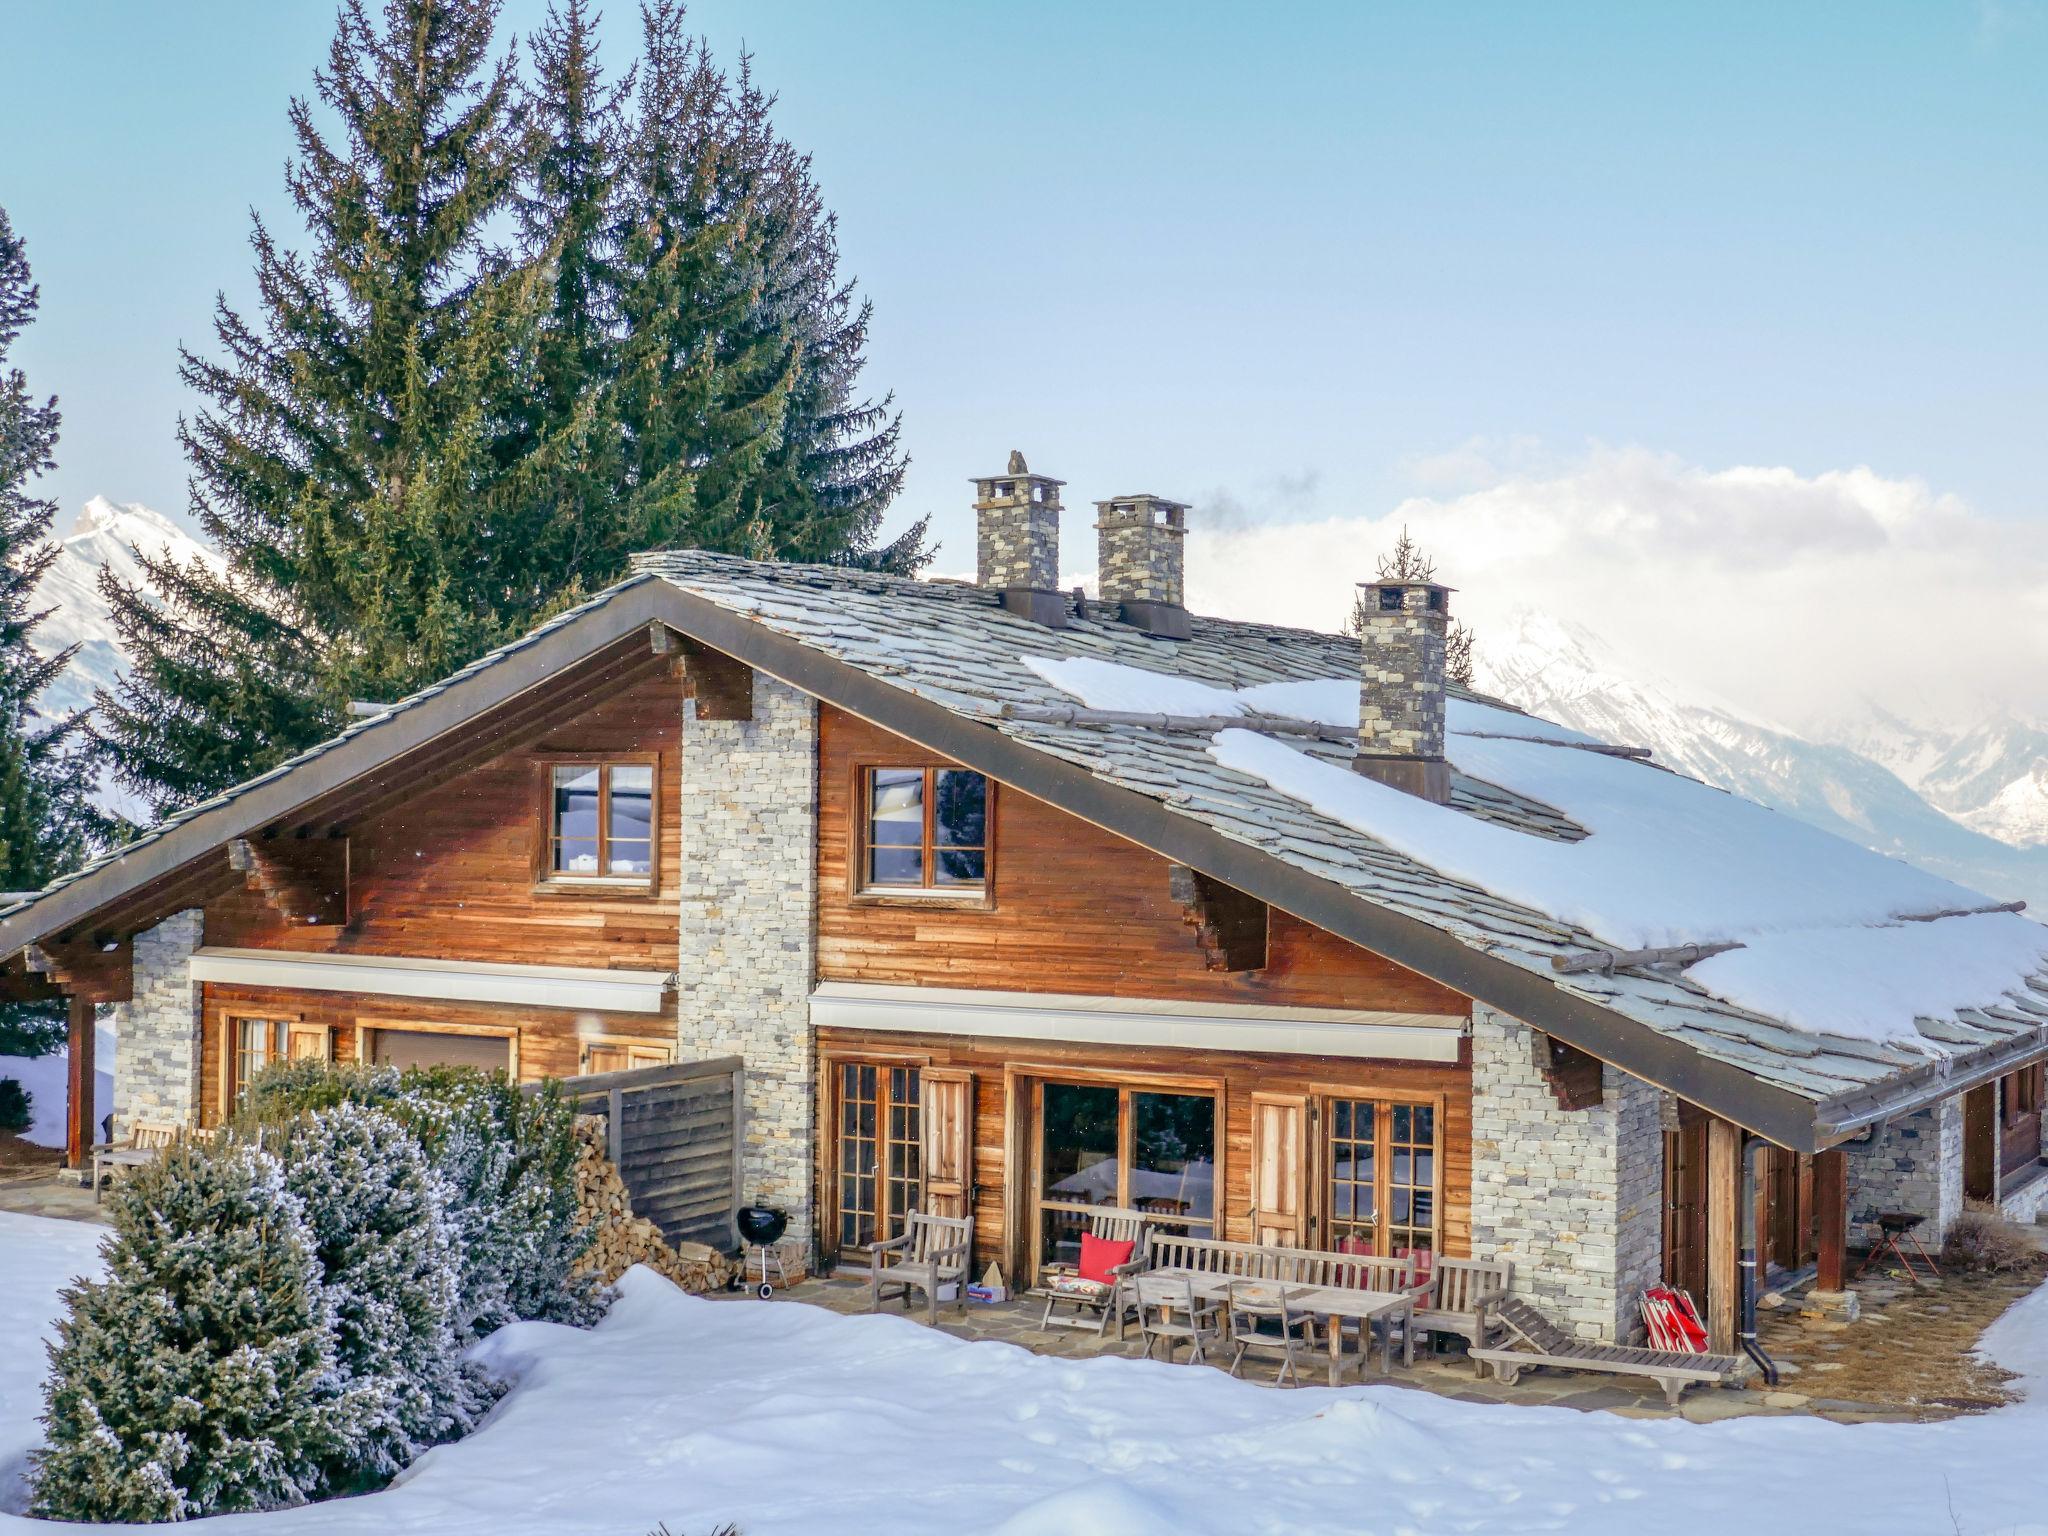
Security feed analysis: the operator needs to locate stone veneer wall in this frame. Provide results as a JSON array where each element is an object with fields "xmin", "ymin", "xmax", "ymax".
[
  {"xmin": 674, "ymin": 671, "xmax": 819, "ymax": 1266},
  {"xmin": 112, "ymin": 909, "xmax": 206, "ymax": 1133},
  {"xmin": 1468, "ymin": 1005, "xmax": 1665, "ymax": 1342},
  {"xmin": 1844, "ymin": 1101, "xmax": 1963, "ymax": 1247}
]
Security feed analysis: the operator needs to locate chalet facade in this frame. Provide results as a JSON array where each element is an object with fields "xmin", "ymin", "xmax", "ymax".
[{"xmin": 9, "ymin": 452, "xmax": 2048, "ymax": 1358}]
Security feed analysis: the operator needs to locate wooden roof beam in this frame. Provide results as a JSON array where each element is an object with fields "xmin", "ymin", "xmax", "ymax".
[
  {"xmin": 25, "ymin": 934, "xmax": 133, "ymax": 1005},
  {"xmin": 229, "ymin": 834, "xmax": 348, "ymax": 928}
]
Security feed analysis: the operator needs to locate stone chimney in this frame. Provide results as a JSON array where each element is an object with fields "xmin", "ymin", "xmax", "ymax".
[
  {"xmin": 1094, "ymin": 493, "xmax": 1192, "ymax": 639},
  {"xmin": 1354, "ymin": 578, "xmax": 1452, "ymax": 803},
  {"xmin": 973, "ymin": 451, "xmax": 1067, "ymax": 627}
]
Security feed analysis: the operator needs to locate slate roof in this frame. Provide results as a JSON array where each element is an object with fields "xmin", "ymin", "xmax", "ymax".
[{"xmin": 634, "ymin": 550, "xmax": 2048, "ymax": 1136}]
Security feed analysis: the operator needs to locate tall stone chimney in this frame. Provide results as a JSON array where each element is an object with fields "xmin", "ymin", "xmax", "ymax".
[
  {"xmin": 973, "ymin": 451, "xmax": 1067, "ymax": 627},
  {"xmin": 1354, "ymin": 578, "xmax": 1451, "ymax": 803},
  {"xmin": 1094, "ymin": 493, "xmax": 1192, "ymax": 639}
]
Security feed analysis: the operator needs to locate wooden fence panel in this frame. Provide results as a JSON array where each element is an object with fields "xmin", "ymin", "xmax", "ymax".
[{"xmin": 538, "ymin": 1056, "xmax": 745, "ymax": 1253}]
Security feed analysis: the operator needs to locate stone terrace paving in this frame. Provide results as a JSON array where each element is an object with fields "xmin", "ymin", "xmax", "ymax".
[{"xmin": 2, "ymin": 1169, "xmax": 2038, "ymax": 1426}]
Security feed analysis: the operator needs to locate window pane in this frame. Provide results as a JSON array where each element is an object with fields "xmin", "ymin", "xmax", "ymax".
[
  {"xmin": 935, "ymin": 847, "xmax": 985, "ymax": 885},
  {"xmin": 933, "ymin": 771, "xmax": 986, "ymax": 847},
  {"xmin": 868, "ymin": 845, "xmax": 924, "ymax": 885},
  {"xmin": 553, "ymin": 766, "xmax": 602, "ymax": 873},
  {"xmin": 608, "ymin": 765, "xmax": 653, "ymax": 875},
  {"xmin": 868, "ymin": 768, "xmax": 926, "ymax": 884},
  {"xmin": 1040, "ymin": 1082, "xmax": 1119, "ymax": 1202},
  {"xmin": 1132, "ymin": 1092, "xmax": 1215, "ymax": 1222}
]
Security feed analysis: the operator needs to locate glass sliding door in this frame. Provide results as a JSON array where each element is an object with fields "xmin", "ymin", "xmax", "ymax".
[
  {"xmin": 1034, "ymin": 1079, "xmax": 1216, "ymax": 1274},
  {"xmin": 834, "ymin": 1062, "xmax": 921, "ymax": 1258}
]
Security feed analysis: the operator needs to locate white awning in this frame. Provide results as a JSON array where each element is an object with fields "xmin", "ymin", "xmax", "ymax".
[
  {"xmin": 809, "ymin": 981, "xmax": 1467, "ymax": 1061},
  {"xmin": 189, "ymin": 947, "xmax": 675, "ymax": 1015}
]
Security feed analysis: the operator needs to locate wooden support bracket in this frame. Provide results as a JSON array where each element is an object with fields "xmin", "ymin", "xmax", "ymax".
[
  {"xmin": 1531, "ymin": 1029, "xmax": 1603, "ymax": 1111},
  {"xmin": 679, "ymin": 637, "xmax": 753, "ymax": 721},
  {"xmin": 229, "ymin": 834, "xmax": 349, "ymax": 928},
  {"xmin": 24, "ymin": 934, "xmax": 133, "ymax": 1005},
  {"xmin": 1167, "ymin": 864, "xmax": 1269, "ymax": 972}
]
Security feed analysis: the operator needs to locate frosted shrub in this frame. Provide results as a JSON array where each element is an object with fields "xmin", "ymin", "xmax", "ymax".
[
  {"xmin": 31, "ymin": 1138, "xmax": 345, "ymax": 1522},
  {"xmin": 1942, "ymin": 1207, "xmax": 2038, "ymax": 1274},
  {"xmin": 273, "ymin": 1103, "xmax": 498, "ymax": 1487}
]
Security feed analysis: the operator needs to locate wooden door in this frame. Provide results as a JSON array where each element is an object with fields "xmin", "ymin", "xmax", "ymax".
[
  {"xmin": 1662, "ymin": 1111, "xmax": 1709, "ymax": 1300},
  {"xmin": 1965, "ymin": 1081, "xmax": 1997, "ymax": 1200},
  {"xmin": 921, "ymin": 1069, "xmax": 975, "ymax": 1221},
  {"xmin": 2000, "ymin": 1066, "xmax": 2044, "ymax": 1183},
  {"xmin": 1248, "ymin": 1093, "xmax": 1309, "ymax": 1247}
]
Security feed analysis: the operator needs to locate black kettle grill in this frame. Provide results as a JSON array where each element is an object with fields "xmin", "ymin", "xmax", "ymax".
[{"xmin": 736, "ymin": 1205, "xmax": 789, "ymax": 1299}]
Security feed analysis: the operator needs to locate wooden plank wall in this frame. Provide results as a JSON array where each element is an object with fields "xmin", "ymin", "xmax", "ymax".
[
  {"xmin": 555, "ymin": 1063, "xmax": 741, "ymax": 1251},
  {"xmin": 818, "ymin": 1026, "xmax": 1474, "ymax": 1279},
  {"xmin": 817, "ymin": 706, "xmax": 1468, "ymax": 1014},
  {"xmin": 198, "ymin": 982, "xmax": 675, "ymax": 1128},
  {"xmin": 205, "ymin": 670, "xmax": 684, "ymax": 971}
]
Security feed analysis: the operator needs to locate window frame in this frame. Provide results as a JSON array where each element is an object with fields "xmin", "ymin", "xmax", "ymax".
[
  {"xmin": 853, "ymin": 763, "xmax": 995, "ymax": 904},
  {"xmin": 819, "ymin": 1049, "xmax": 932, "ymax": 1266},
  {"xmin": 533, "ymin": 754, "xmax": 661, "ymax": 891},
  {"xmin": 1317, "ymin": 1089, "xmax": 1446, "ymax": 1260},
  {"xmin": 354, "ymin": 1017, "xmax": 521, "ymax": 1080},
  {"xmin": 218, "ymin": 1010, "xmax": 324, "ymax": 1122},
  {"xmin": 579, "ymin": 1036, "xmax": 675, "ymax": 1075}
]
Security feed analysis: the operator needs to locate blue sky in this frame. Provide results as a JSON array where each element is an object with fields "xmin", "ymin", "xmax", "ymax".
[{"xmin": 3, "ymin": 0, "xmax": 2044, "ymax": 601}]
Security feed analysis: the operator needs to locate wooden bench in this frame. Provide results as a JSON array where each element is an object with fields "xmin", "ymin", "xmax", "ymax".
[
  {"xmin": 1469, "ymin": 1296, "xmax": 1746, "ymax": 1407},
  {"xmin": 1140, "ymin": 1232, "xmax": 1420, "ymax": 1370},
  {"xmin": 1030, "ymin": 1207, "xmax": 1150, "ymax": 1336},
  {"xmin": 870, "ymin": 1212, "xmax": 974, "ymax": 1326},
  {"xmin": 90, "ymin": 1120, "xmax": 184, "ymax": 1202},
  {"xmin": 1412, "ymin": 1257, "xmax": 1514, "ymax": 1369}
]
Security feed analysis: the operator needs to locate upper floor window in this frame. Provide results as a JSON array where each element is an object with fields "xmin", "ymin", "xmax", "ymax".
[
  {"xmin": 550, "ymin": 762, "xmax": 655, "ymax": 881},
  {"xmin": 864, "ymin": 766, "xmax": 988, "ymax": 892}
]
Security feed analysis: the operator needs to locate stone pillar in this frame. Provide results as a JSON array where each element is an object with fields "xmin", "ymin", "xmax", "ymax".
[
  {"xmin": 1353, "ymin": 579, "xmax": 1451, "ymax": 803},
  {"xmin": 972, "ymin": 456, "xmax": 1063, "ymax": 593},
  {"xmin": 1844, "ymin": 1100, "xmax": 1963, "ymax": 1247},
  {"xmin": 675, "ymin": 671, "xmax": 819, "ymax": 1270},
  {"xmin": 1469, "ymin": 1005, "xmax": 1665, "ymax": 1342},
  {"xmin": 112, "ymin": 910, "xmax": 205, "ymax": 1133}
]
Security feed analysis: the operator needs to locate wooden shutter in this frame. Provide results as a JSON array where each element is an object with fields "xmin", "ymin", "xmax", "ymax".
[
  {"xmin": 1249, "ymin": 1093, "xmax": 1310, "ymax": 1247},
  {"xmin": 287, "ymin": 1023, "xmax": 332, "ymax": 1062},
  {"xmin": 921, "ymin": 1069, "xmax": 976, "ymax": 1221}
]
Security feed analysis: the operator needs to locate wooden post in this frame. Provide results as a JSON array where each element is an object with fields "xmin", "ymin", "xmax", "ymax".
[
  {"xmin": 1706, "ymin": 1116, "xmax": 1741, "ymax": 1353},
  {"xmin": 64, "ymin": 994, "xmax": 96, "ymax": 1170},
  {"xmin": 1815, "ymin": 1146, "xmax": 1848, "ymax": 1293}
]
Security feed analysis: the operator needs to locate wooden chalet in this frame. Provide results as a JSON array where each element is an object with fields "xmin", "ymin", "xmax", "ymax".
[{"xmin": 7, "ymin": 452, "xmax": 2048, "ymax": 1357}]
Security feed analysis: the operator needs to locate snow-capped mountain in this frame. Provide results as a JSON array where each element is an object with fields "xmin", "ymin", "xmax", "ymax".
[
  {"xmin": 31, "ymin": 496, "xmax": 223, "ymax": 722},
  {"xmin": 1808, "ymin": 703, "xmax": 2048, "ymax": 851},
  {"xmin": 1473, "ymin": 608, "xmax": 2048, "ymax": 912}
]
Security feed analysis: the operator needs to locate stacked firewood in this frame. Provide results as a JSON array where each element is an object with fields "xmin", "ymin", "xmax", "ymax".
[{"xmin": 571, "ymin": 1116, "xmax": 735, "ymax": 1293}]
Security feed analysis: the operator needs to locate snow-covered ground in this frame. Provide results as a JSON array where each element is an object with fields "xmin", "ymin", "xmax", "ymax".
[
  {"xmin": 0, "ymin": 1032, "xmax": 112, "ymax": 1150},
  {"xmin": 6, "ymin": 1213, "xmax": 2048, "ymax": 1535}
]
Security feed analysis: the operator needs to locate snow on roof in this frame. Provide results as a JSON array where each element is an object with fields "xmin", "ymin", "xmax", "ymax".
[{"xmin": 1033, "ymin": 653, "xmax": 2048, "ymax": 1050}]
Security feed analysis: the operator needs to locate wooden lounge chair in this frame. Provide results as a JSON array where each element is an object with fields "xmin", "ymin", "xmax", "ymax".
[
  {"xmin": 1030, "ymin": 1206, "xmax": 1150, "ymax": 1336},
  {"xmin": 870, "ymin": 1212, "xmax": 974, "ymax": 1326},
  {"xmin": 1468, "ymin": 1296, "xmax": 1746, "ymax": 1408},
  {"xmin": 90, "ymin": 1120, "xmax": 183, "ymax": 1201}
]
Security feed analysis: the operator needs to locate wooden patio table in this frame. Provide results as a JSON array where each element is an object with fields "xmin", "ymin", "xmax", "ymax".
[{"xmin": 1145, "ymin": 1267, "xmax": 1414, "ymax": 1386}]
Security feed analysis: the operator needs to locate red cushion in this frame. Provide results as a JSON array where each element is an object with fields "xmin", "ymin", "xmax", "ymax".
[{"xmin": 1078, "ymin": 1233, "xmax": 1136, "ymax": 1286}]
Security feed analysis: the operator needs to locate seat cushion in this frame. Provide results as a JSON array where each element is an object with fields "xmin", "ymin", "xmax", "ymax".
[
  {"xmin": 1079, "ymin": 1233, "xmax": 1137, "ymax": 1285},
  {"xmin": 1047, "ymin": 1273, "xmax": 1113, "ymax": 1300}
]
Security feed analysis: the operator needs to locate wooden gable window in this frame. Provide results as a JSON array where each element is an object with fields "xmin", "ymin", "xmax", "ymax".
[
  {"xmin": 861, "ymin": 766, "xmax": 989, "ymax": 893},
  {"xmin": 545, "ymin": 761, "xmax": 656, "ymax": 883}
]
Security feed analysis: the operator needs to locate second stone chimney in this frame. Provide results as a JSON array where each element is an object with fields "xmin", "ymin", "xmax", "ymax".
[
  {"xmin": 1354, "ymin": 578, "xmax": 1452, "ymax": 803},
  {"xmin": 974, "ymin": 451, "xmax": 1067, "ymax": 627},
  {"xmin": 1094, "ymin": 493, "xmax": 1192, "ymax": 639}
]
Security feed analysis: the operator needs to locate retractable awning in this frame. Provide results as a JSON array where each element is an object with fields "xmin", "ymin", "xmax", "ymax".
[{"xmin": 189, "ymin": 947, "xmax": 676, "ymax": 1015}]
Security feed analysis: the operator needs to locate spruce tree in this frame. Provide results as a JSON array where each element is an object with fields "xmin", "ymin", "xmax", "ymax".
[
  {"xmin": 0, "ymin": 205, "xmax": 103, "ymax": 1054},
  {"xmin": 95, "ymin": 0, "xmax": 530, "ymax": 818},
  {"xmin": 275, "ymin": 1102, "xmax": 494, "ymax": 1486},
  {"xmin": 31, "ymin": 1139, "xmax": 346, "ymax": 1522}
]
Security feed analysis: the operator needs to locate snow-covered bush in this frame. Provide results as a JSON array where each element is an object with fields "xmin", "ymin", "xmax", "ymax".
[
  {"xmin": 30, "ymin": 1137, "xmax": 346, "ymax": 1523},
  {"xmin": 272, "ymin": 1103, "xmax": 498, "ymax": 1487},
  {"xmin": 0, "ymin": 1074, "xmax": 29, "ymax": 1131}
]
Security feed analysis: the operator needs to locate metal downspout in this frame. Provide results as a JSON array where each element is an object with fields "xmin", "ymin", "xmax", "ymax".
[{"xmin": 1738, "ymin": 1134, "xmax": 1780, "ymax": 1386}]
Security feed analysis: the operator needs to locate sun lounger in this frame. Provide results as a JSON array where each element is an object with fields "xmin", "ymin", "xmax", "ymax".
[{"xmin": 1468, "ymin": 1296, "xmax": 1746, "ymax": 1408}]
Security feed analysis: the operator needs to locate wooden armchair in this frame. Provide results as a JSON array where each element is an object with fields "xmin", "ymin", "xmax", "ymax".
[
  {"xmin": 90, "ymin": 1120, "xmax": 183, "ymax": 1201},
  {"xmin": 1412, "ymin": 1257, "xmax": 1515, "ymax": 1370},
  {"xmin": 1030, "ymin": 1206, "xmax": 1151, "ymax": 1337},
  {"xmin": 1132, "ymin": 1272, "xmax": 1224, "ymax": 1365},
  {"xmin": 870, "ymin": 1211, "xmax": 974, "ymax": 1326}
]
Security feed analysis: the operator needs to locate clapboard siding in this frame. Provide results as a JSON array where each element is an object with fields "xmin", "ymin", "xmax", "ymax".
[
  {"xmin": 817, "ymin": 1026, "xmax": 1474, "ymax": 1281},
  {"xmin": 556, "ymin": 1062, "xmax": 742, "ymax": 1251},
  {"xmin": 817, "ymin": 706, "xmax": 1467, "ymax": 1015},
  {"xmin": 204, "ymin": 669, "xmax": 683, "ymax": 970}
]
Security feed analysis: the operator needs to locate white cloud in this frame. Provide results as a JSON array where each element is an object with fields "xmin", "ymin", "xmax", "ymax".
[{"xmin": 1184, "ymin": 446, "xmax": 2048, "ymax": 730}]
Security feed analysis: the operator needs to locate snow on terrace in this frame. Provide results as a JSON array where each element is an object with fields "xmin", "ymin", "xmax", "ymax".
[
  {"xmin": 1025, "ymin": 656, "xmax": 2048, "ymax": 1048},
  {"xmin": 10, "ymin": 1218, "xmax": 2048, "ymax": 1536}
]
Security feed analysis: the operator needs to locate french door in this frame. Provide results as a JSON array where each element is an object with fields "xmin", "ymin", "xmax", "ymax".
[
  {"xmin": 832, "ymin": 1062, "xmax": 922, "ymax": 1258},
  {"xmin": 1322, "ymin": 1095, "xmax": 1441, "ymax": 1259},
  {"xmin": 1032, "ymin": 1079, "xmax": 1216, "ymax": 1276}
]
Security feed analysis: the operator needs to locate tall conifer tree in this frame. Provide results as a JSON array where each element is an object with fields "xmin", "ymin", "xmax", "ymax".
[{"xmin": 0, "ymin": 206, "xmax": 101, "ymax": 1053}]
